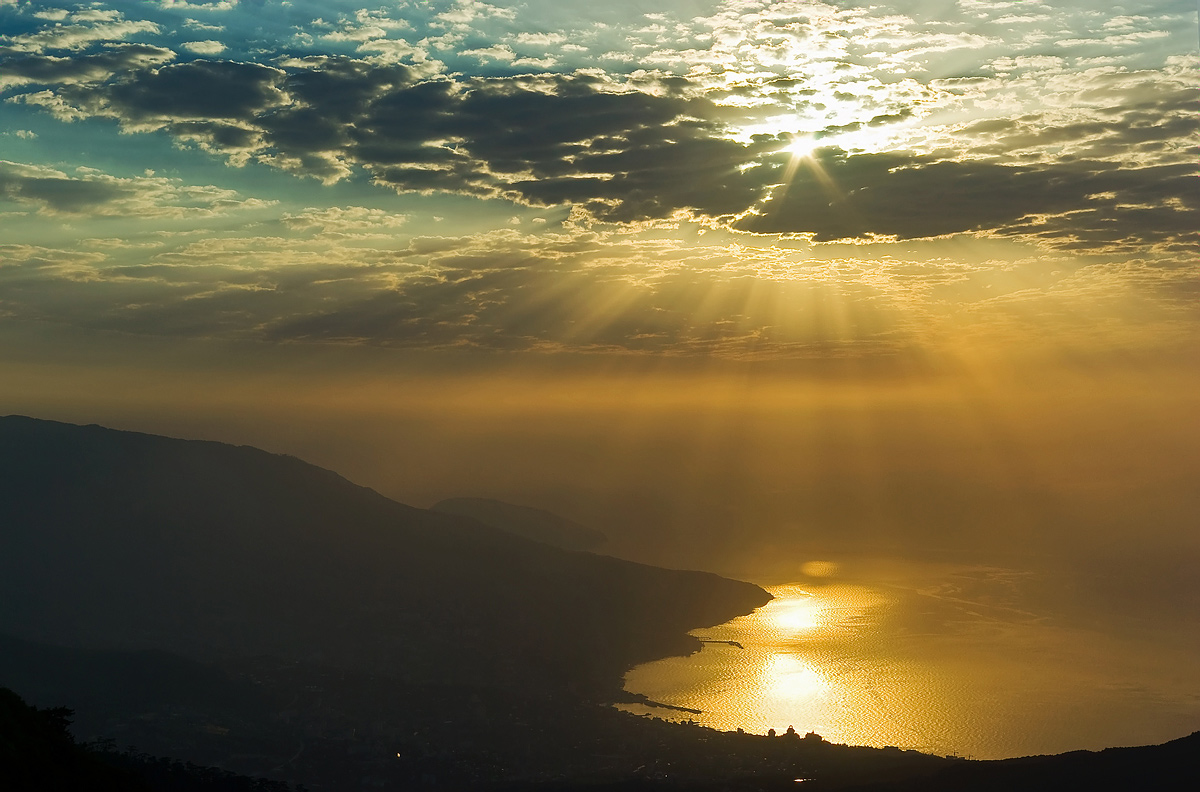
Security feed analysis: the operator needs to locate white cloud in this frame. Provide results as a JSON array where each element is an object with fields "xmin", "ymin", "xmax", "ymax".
[
  {"xmin": 461, "ymin": 44, "xmax": 515, "ymax": 62},
  {"xmin": 322, "ymin": 7, "xmax": 411, "ymax": 42},
  {"xmin": 158, "ymin": 0, "xmax": 240, "ymax": 11},
  {"xmin": 324, "ymin": 25, "xmax": 390, "ymax": 43},
  {"xmin": 513, "ymin": 32, "xmax": 566, "ymax": 46},
  {"xmin": 512, "ymin": 56, "xmax": 557, "ymax": 69},
  {"xmin": 0, "ymin": 12, "xmax": 159, "ymax": 53},
  {"xmin": 68, "ymin": 9, "xmax": 121, "ymax": 23},
  {"xmin": 181, "ymin": 39, "xmax": 226, "ymax": 54},
  {"xmin": 352, "ymin": 8, "xmax": 410, "ymax": 31},
  {"xmin": 435, "ymin": 0, "xmax": 516, "ymax": 29},
  {"xmin": 184, "ymin": 18, "xmax": 225, "ymax": 32},
  {"xmin": 1057, "ymin": 30, "xmax": 1170, "ymax": 48},
  {"xmin": 281, "ymin": 206, "xmax": 409, "ymax": 234}
]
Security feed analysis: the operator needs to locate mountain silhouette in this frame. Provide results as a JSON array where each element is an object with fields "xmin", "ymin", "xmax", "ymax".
[
  {"xmin": 4, "ymin": 416, "xmax": 1198, "ymax": 791},
  {"xmin": 431, "ymin": 497, "xmax": 607, "ymax": 551},
  {"xmin": 0, "ymin": 415, "xmax": 769, "ymax": 694}
]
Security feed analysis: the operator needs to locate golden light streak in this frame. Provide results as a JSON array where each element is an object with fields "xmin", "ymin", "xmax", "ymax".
[
  {"xmin": 771, "ymin": 596, "xmax": 821, "ymax": 632},
  {"xmin": 767, "ymin": 654, "xmax": 827, "ymax": 701}
]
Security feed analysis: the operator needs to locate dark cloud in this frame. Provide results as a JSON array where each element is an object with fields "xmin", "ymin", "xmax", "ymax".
[
  {"xmin": 0, "ymin": 44, "xmax": 174, "ymax": 89},
  {"xmin": 261, "ymin": 57, "xmax": 418, "ymax": 158},
  {"xmin": 510, "ymin": 126, "xmax": 772, "ymax": 222},
  {"xmin": 8, "ymin": 53, "xmax": 1196, "ymax": 251},
  {"xmin": 171, "ymin": 119, "xmax": 261, "ymax": 150},
  {"xmin": 735, "ymin": 149, "xmax": 1199, "ymax": 249},
  {"xmin": 0, "ymin": 160, "xmax": 271, "ymax": 217},
  {"xmin": 105, "ymin": 59, "xmax": 285, "ymax": 122},
  {"xmin": 0, "ymin": 162, "xmax": 133, "ymax": 213},
  {"xmin": 450, "ymin": 76, "xmax": 687, "ymax": 165},
  {"xmin": 960, "ymin": 86, "xmax": 1200, "ymax": 163}
]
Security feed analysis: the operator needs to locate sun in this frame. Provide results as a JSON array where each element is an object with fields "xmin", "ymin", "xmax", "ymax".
[
  {"xmin": 775, "ymin": 133, "xmax": 830, "ymax": 190},
  {"xmin": 784, "ymin": 135, "xmax": 818, "ymax": 160}
]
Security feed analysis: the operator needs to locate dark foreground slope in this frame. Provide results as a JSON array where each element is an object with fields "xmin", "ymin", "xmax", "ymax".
[
  {"xmin": 0, "ymin": 415, "xmax": 768, "ymax": 694},
  {"xmin": 507, "ymin": 728, "xmax": 1200, "ymax": 792},
  {"xmin": 842, "ymin": 729, "xmax": 1200, "ymax": 791},
  {"xmin": 0, "ymin": 686, "xmax": 299, "ymax": 792},
  {"xmin": 0, "ymin": 685, "xmax": 141, "ymax": 792}
]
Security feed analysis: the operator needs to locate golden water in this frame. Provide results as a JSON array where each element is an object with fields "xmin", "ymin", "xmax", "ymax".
[{"xmin": 619, "ymin": 564, "xmax": 1200, "ymax": 758}]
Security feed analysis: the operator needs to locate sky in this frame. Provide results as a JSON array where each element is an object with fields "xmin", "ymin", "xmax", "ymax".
[{"xmin": 1, "ymin": 0, "xmax": 1198, "ymax": 576}]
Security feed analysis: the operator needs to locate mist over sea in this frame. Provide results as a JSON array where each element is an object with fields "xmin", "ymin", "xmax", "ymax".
[{"xmin": 619, "ymin": 559, "xmax": 1200, "ymax": 759}]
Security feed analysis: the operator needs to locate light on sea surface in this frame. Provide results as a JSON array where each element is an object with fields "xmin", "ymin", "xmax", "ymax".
[
  {"xmin": 619, "ymin": 561, "xmax": 1200, "ymax": 759},
  {"xmin": 770, "ymin": 596, "xmax": 821, "ymax": 633},
  {"xmin": 768, "ymin": 655, "xmax": 826, "ymax": 701}
]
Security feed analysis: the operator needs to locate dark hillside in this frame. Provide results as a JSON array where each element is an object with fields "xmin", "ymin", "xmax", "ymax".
[
  {"xmin": 432, "ymin": 497, "xmax": 607, "ymax": 551},
  {"xmin": 0, "ymin": 686, "xmax": 298, "ymax": 792},
  {"xmin": 0, "ymin": 685, "xmax": 142, "ymax": 791},
  {"xmin": 0, "ymin": 415, "xmax": 769, "ymax": 694},
  {"xmin": 0, "ymin": 633, "xmax": 267, "ymax": 737}
]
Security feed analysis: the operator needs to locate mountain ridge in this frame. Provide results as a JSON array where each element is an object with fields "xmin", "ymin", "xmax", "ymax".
[
  {"xmin": 0, "ymin": 414, "xmax": 770, "ymax": 694},
  {"xmin": 432, "ymin": 496, "xmax": 607, "ymax": 551}
]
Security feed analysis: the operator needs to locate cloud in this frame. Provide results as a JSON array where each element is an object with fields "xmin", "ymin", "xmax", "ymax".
[
  {"xmin": 158, "ymin": 0, "xmax": 239, "ymax": 10},
  {"xmin": 32, "ymin": 9, "xmax": 70, "ymax": 22},
  {"xmin": 0, "ymin": 222, "xmax": 922, "ymax": 357},
  {"xmin": 3, "ymin": 1, "xmax": 1194, "ymax": 257},
  {"xmin": 183, "ymin": 18, "xmax": 225, "ymax": 32},
  {"xmin": 461, "ymin": 44, "xmax": 515, "ymax": 63},
  {"xmin": 0, "ymin": 0, "xmax": 1194, "ymax": 397},
  {"xmin": 12, "ymin": 52, "xmax": 1196, "ymax": 253},
  {"xmin": 434, "ymin": 1, "xmax": 516, "ymax": 29},
  {"xmin": 512, "ymin": 32, "xmax": 567, "ymax": 47},
  {"xmin": 104, "ymin": 59, "xmax": 285, "ymax": 122},
  {"xmin": 0, "ymin": 45, "xmax": 176, "ymax": 91},
  {"xmin": 1, "ymin": 201, "xmax": 1195, "ymax": 363},
  {"xmin": 734, "ymin": 148, "xmax": 1199, "ymax": 250},
  {"xmin": 181, "ymin": 40, "xmax": 226, "ymax": 55},
  {"xmin": 0, "ymin": 160, "xmax": 274, "ymax": 218},
  {"xmin": 1056, "ymin": 30, "xmax": 1170, "ymax": 49},
  {"xmin": 0, "ymin": 246, "xmax": 108, "ymax": 289},
  {"xmin": 280, "ymin": 205, "xmax": 408, "ymax": 235},
  {"xmin": 0, "ymin": 11, "xmax": 159, "ymax": 53}
]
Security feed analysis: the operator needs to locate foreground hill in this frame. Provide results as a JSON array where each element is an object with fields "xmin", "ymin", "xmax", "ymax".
[
  {"xmin": 0, "ymin": 686, "xmax": 297, "ymax": 792},
  {"xmin": 0, "ymin": 415, "xmax": 769, "ymax": 694},
  {"xmin": 431, "ymin": 497, "xmax": 607, "ymax": 551}
]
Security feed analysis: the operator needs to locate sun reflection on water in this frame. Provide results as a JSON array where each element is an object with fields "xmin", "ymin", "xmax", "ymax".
[
  {"xmin": 767, "ymin": 654, "xmax": 826, "ymax": 701},
  {"xmin": 620, "ymin": 581, "xmax": 901, "ymax": 748},
  {"xmin": 621, "ymin": 567, "xmax": 1200, "ymax": 760},
  {"xmin": 770, "ymin": 595, "xmax": 821, "ymax": 633}
]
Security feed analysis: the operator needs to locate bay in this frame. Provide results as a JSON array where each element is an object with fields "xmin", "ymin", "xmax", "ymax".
[{"xmin": 618, "ymin": 560, "xmax": 1200, "ymax": 759}]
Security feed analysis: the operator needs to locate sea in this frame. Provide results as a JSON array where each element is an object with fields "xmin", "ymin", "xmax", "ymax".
[{"xmin": 618, "ymin": 559, "xmax": 1200, "ymax": 759}]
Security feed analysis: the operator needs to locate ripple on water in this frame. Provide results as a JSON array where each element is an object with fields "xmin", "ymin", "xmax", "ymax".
[{"xmin": 619, "ymin": 569, "xmax": 1200, "ymax": 759}]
